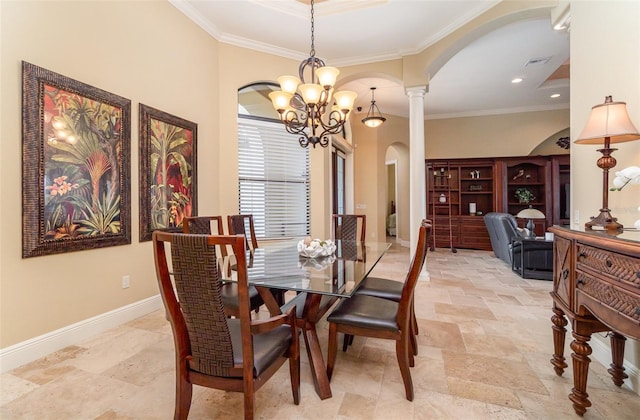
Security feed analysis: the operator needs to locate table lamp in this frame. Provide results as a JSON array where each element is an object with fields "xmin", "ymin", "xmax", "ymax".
[
  {"xmin": 516, "ymin": 206, "xmax": 546, "ymax": 238},
  {"xmin": 575, "ymin": 96, "xmax": 640, "ymax": 231}
]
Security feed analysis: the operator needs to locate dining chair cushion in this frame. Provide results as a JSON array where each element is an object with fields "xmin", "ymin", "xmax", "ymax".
[
  {"xmin": 327, "ymin": 294, "xmax": 399, "ymax": 332},
  {"xmin": 226, "ymin": 319, "xmax": 293, "ymax": 377},
  {"xmin": 220, "ymin": 282, "xmax": 263, "ymax": 313},
  {"xmin": 353, "ymin": 276, "xmax": 402, "ymax": 302}
]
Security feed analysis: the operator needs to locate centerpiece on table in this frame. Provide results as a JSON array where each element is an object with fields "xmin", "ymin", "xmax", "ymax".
[{"xmin": 297, "ymin": 237, "xmax": 336, "ymax": 258}]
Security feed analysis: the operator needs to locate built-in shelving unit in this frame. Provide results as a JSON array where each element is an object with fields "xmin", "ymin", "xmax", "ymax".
[
  {"xmin": 426, "ymin": 155, "xmax": 569, "ymax": 251},
  {"xmin": 427, "ymin": 158, "xmax": 496, "ymax": 251},
  {"xmin": 503, "ymin": 157, "xmax": 551, "ymax": 237}
]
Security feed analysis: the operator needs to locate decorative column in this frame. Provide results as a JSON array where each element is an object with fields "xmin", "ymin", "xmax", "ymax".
[{"xmin": 406, "ymin": 86, "xmax": 428, "ymax": 278}]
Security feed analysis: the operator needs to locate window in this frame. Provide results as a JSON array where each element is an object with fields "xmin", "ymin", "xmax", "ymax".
[
  {"xmin": 332, "ymin": 147, "xmax": 346, "ymax": 215},
  {"xmin": 238, "ymin": 83, "xmax": 310, "ymax": 239}
]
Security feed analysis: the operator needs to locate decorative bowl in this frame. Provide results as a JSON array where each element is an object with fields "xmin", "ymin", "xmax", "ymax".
[{"xmin": 297, "ymin": 238, "xmax": 336, "ymax": 258}]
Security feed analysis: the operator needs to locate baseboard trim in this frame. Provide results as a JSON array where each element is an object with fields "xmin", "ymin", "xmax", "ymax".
[
  {"xmin": 0, "ymin": 295, "xmax": 162, "ymax": 374},
  {"xmin": 591, "ymin": 335, "xmax": 640, "ymax": 396}
]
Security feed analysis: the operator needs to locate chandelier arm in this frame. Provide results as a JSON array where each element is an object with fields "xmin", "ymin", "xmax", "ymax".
[{"xmin": 317, "ymin": 110, "xmax": 347, "ymax": 131}]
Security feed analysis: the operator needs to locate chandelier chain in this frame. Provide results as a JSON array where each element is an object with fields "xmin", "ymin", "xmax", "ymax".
[{"xmin": 309, "ymin": 0, "xmax": 315, "ymax": 57}]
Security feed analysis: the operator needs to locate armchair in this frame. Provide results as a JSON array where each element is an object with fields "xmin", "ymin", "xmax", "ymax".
[{"xmin": 483, "ymin": 212, "xmax": 522, "ymax": 264}]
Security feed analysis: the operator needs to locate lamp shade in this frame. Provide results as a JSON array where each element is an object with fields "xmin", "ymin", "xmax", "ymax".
[
  {"xmin": 268, "ymin": 91, "xmax": 293, "ymax": 111},
  {"xmin": 315, "ymin": 66, "xmax": 339, "ymax": 87},
  {"xmin": 277, "ymin": 75, "xmax": 301, "ymax": 94},
  {"xmin": 575, "ymin": 96, "xmax": 640, "ymax": 144},
  {"xmin": 333, "ymin": 90, "xmax": 357, "ymax": 111},
  {"xmin": 516, "ymin": 207, "xmax": 546, "ymax": 220},
  {"xmin": 298, "ymin": 83, "xmax": 324, "ymax": 105}
]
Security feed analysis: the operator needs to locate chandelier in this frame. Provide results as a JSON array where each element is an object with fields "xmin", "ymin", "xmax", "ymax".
[
  {"xmin": 362, "ymin": 87, "xmax": 386, "ymax": 128},
  {"xmin": 269, "ymin": 0, "xmax": 356, "ymax": 148}
]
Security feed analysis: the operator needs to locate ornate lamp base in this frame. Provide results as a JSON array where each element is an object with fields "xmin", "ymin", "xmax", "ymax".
[{"xmin": 585, "ymin": 208, "xmax": 623, "ymax": 232}]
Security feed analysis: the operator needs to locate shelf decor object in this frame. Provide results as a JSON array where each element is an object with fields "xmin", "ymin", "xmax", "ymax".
[
  {"xmin": 516, "ymin": 206, "xmax": 546, "ymax": 238},
  {"xmin": 269, "ymin": 0, "xmax": 356, "ymax": 148},
  {"xmin": 575, "ymin": 96, "xmax": 640, "ymax": 231},
  {"xmin": 514, "ymin": 187, "xmax": 535, "ymax": 203}
]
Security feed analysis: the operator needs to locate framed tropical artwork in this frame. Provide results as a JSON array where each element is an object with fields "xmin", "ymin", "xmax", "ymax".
[
  {"xmin": 139, "ymin": 104, "xmax": 197, "ymax": 242},
  {"xmin": 22, "ymin": 61, "xmax": 131, "ymax": 258}
]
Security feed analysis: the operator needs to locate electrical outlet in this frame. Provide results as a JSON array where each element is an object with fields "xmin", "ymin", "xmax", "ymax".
[{"xmin": 122, "ymin": 275, "xmax": 130, "ymax": 289}]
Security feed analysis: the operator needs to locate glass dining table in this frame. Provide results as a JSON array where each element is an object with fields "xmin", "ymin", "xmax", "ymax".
[{"xmin": 221, "ymin": 239, "xmax": 391, "ymax": 400}]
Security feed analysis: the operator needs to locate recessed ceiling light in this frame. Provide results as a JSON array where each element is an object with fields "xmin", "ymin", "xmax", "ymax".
[
  {"xmin": 511, "ymin": 78, "xmax": 523, "ymax": 84},
  {"xmin": 550, "ymin": 93, "xmax": 561, "ymax": 98}
]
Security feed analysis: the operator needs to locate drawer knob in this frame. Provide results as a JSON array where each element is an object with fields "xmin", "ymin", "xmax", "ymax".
[
  {"xmin": 606, "ymin": 259, "xmax": 613, "ymax": 268},
  {"xmin": 636, "ymin": 308, "xmax": 640, "ymax": 315},
  {"xmin": 578, "ymin": 252, "xmax": 587, "ymax": 260},
  {"xmin": 636, "ymin": 272, "xmax": 640, "ymax": 279},
  {"xmin": 562, "ymin": 269, "xmax": 569, "ymax": 280},
  {"xmin": 577, "ymin": 279, "xmax": 585, "ymax": 286}
]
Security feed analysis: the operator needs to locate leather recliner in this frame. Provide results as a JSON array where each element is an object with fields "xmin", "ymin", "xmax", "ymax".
[{"xmin": 483, "ymin": 212, "xmax": 523, "ymax": 264}]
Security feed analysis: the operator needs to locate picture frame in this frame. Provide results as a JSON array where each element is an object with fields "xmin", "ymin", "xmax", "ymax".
[
  {"xmin": 139, "ymin": 104, "xmax": 197, "ymax": 242},
  {"xmin": 22, "ymin": 61, "xmax": 132, "ymax": 258}
]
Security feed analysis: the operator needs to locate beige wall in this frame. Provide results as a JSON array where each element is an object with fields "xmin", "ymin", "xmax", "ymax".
[
  {"xmin": 425, "ymin": 109, "xmax": 570, "ymax": 158},
  {"xmin": 352, "ymin": 114, "xmax": 410, "ymax": 242},
  {"xmin": 0, "ymin": 0, "xmax": 219, "ymax": 347}
]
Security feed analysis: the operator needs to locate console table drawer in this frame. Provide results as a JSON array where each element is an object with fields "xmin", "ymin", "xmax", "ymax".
[
  {"xmin": 577, "ymin": 270, "xmax": 640, "ymax": 326},
  {"xmin": 576, "ymin": 243, "xmax": 640, "ymax": 287}
]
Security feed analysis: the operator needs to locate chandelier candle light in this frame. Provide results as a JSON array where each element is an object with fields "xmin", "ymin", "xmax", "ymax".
[
  {"xmin": 269, "ymin": 0, "xmax": 356, "ymax": 148},
  {"xmin": 575, "ymin": 96, "xmax": 640, "ymax": 231}
]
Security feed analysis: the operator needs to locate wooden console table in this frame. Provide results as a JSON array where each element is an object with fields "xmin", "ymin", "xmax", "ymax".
[{"xmin": 549, "ymin": 226, "xmax": 640, "ymax": 416}]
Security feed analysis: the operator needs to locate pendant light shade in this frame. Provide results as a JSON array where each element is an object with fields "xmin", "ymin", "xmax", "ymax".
[{"xmin": 362, "ymin": 87, "xmax": 386, "ymax": 128}]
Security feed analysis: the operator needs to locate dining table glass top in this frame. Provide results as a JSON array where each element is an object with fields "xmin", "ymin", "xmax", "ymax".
[{"xmin": 222, "ymin": 239, "xmax": 391, "ymax": 297}]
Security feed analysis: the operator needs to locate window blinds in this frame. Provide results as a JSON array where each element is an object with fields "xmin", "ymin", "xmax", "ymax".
[{"xmin": 238, "ymin": 118, "xmax": 310, "ymax": 239}]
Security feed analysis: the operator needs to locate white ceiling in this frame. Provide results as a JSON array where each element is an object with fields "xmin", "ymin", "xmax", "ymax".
[{"xmin": 170, "ymin": 0, "xmax": 570, "ymax": 120}]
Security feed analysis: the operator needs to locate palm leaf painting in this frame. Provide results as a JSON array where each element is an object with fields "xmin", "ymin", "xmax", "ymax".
[
  {"xmin": 139, "ymin": 104, "xmax": 197, "ymax": 241},
  {"xmin": 22, "ymin": 61, "xmax": 131, "ymax": 257}
]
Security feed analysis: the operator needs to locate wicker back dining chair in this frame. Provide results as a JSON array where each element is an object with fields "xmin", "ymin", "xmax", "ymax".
[
  {"xmin": 153, "ymin": 231, "xmax": 300, "ymax": 420},
  {"xmin": 228, "ymin": 214, "xmax": 259, "ymax": 252},
  {"xmin": 326, "ymin": 219, "xmax": 431, "ymax": 401},
  {"xmin": 183, "ymin": 215, "xmax": 227, "ymax": 255},
  {"xmin": 228, "ymin": 214, "xmax": 286, "ymax": 306},
  {"xmin": 332, "ymin": 214, "xmax": 366, "ymax": 263},
  {"xmin": 332, "ymin": 214, "xmax": 366, "ymax": 243},
  {"xmin": 183, "ymin": 216, "xmax": 263, "ymax": 316}
]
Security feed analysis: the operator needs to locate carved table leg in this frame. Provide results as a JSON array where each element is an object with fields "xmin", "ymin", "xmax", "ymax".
[
  {"xmin": 608, "ymin": 332, "xmax": 628, "ymax": 387},
  {"xmin": 569, "ymin": 331, "xmax": 593, "ymax": 416},
  {"xmin": 551, "ymin": 306, "xmax": 569, "ymax": 376}
]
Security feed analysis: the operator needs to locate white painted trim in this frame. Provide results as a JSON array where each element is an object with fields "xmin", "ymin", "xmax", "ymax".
[
  {"xmin": 0, "ymin": 295, "xmax": 162, "ymax": 374},
  {"xmin": 591, "ymin": 336, "xmax": 640, "ymax": 396}
]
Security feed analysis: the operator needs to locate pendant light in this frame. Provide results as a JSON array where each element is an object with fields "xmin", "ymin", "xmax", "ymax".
[{"xmin": 362, "ymin": 87, "xmax": 386, "ymax": 128}]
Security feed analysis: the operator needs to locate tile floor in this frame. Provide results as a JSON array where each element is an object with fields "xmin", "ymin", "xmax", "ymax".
[{"xmin": 2, "ymin": 244, "xmax": 639, "ymax": 419}]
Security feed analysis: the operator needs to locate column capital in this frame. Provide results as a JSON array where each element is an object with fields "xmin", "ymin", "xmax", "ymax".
[{"xmin": 405, "ymin": 86, "xmax": 427, "ymax": 98}]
